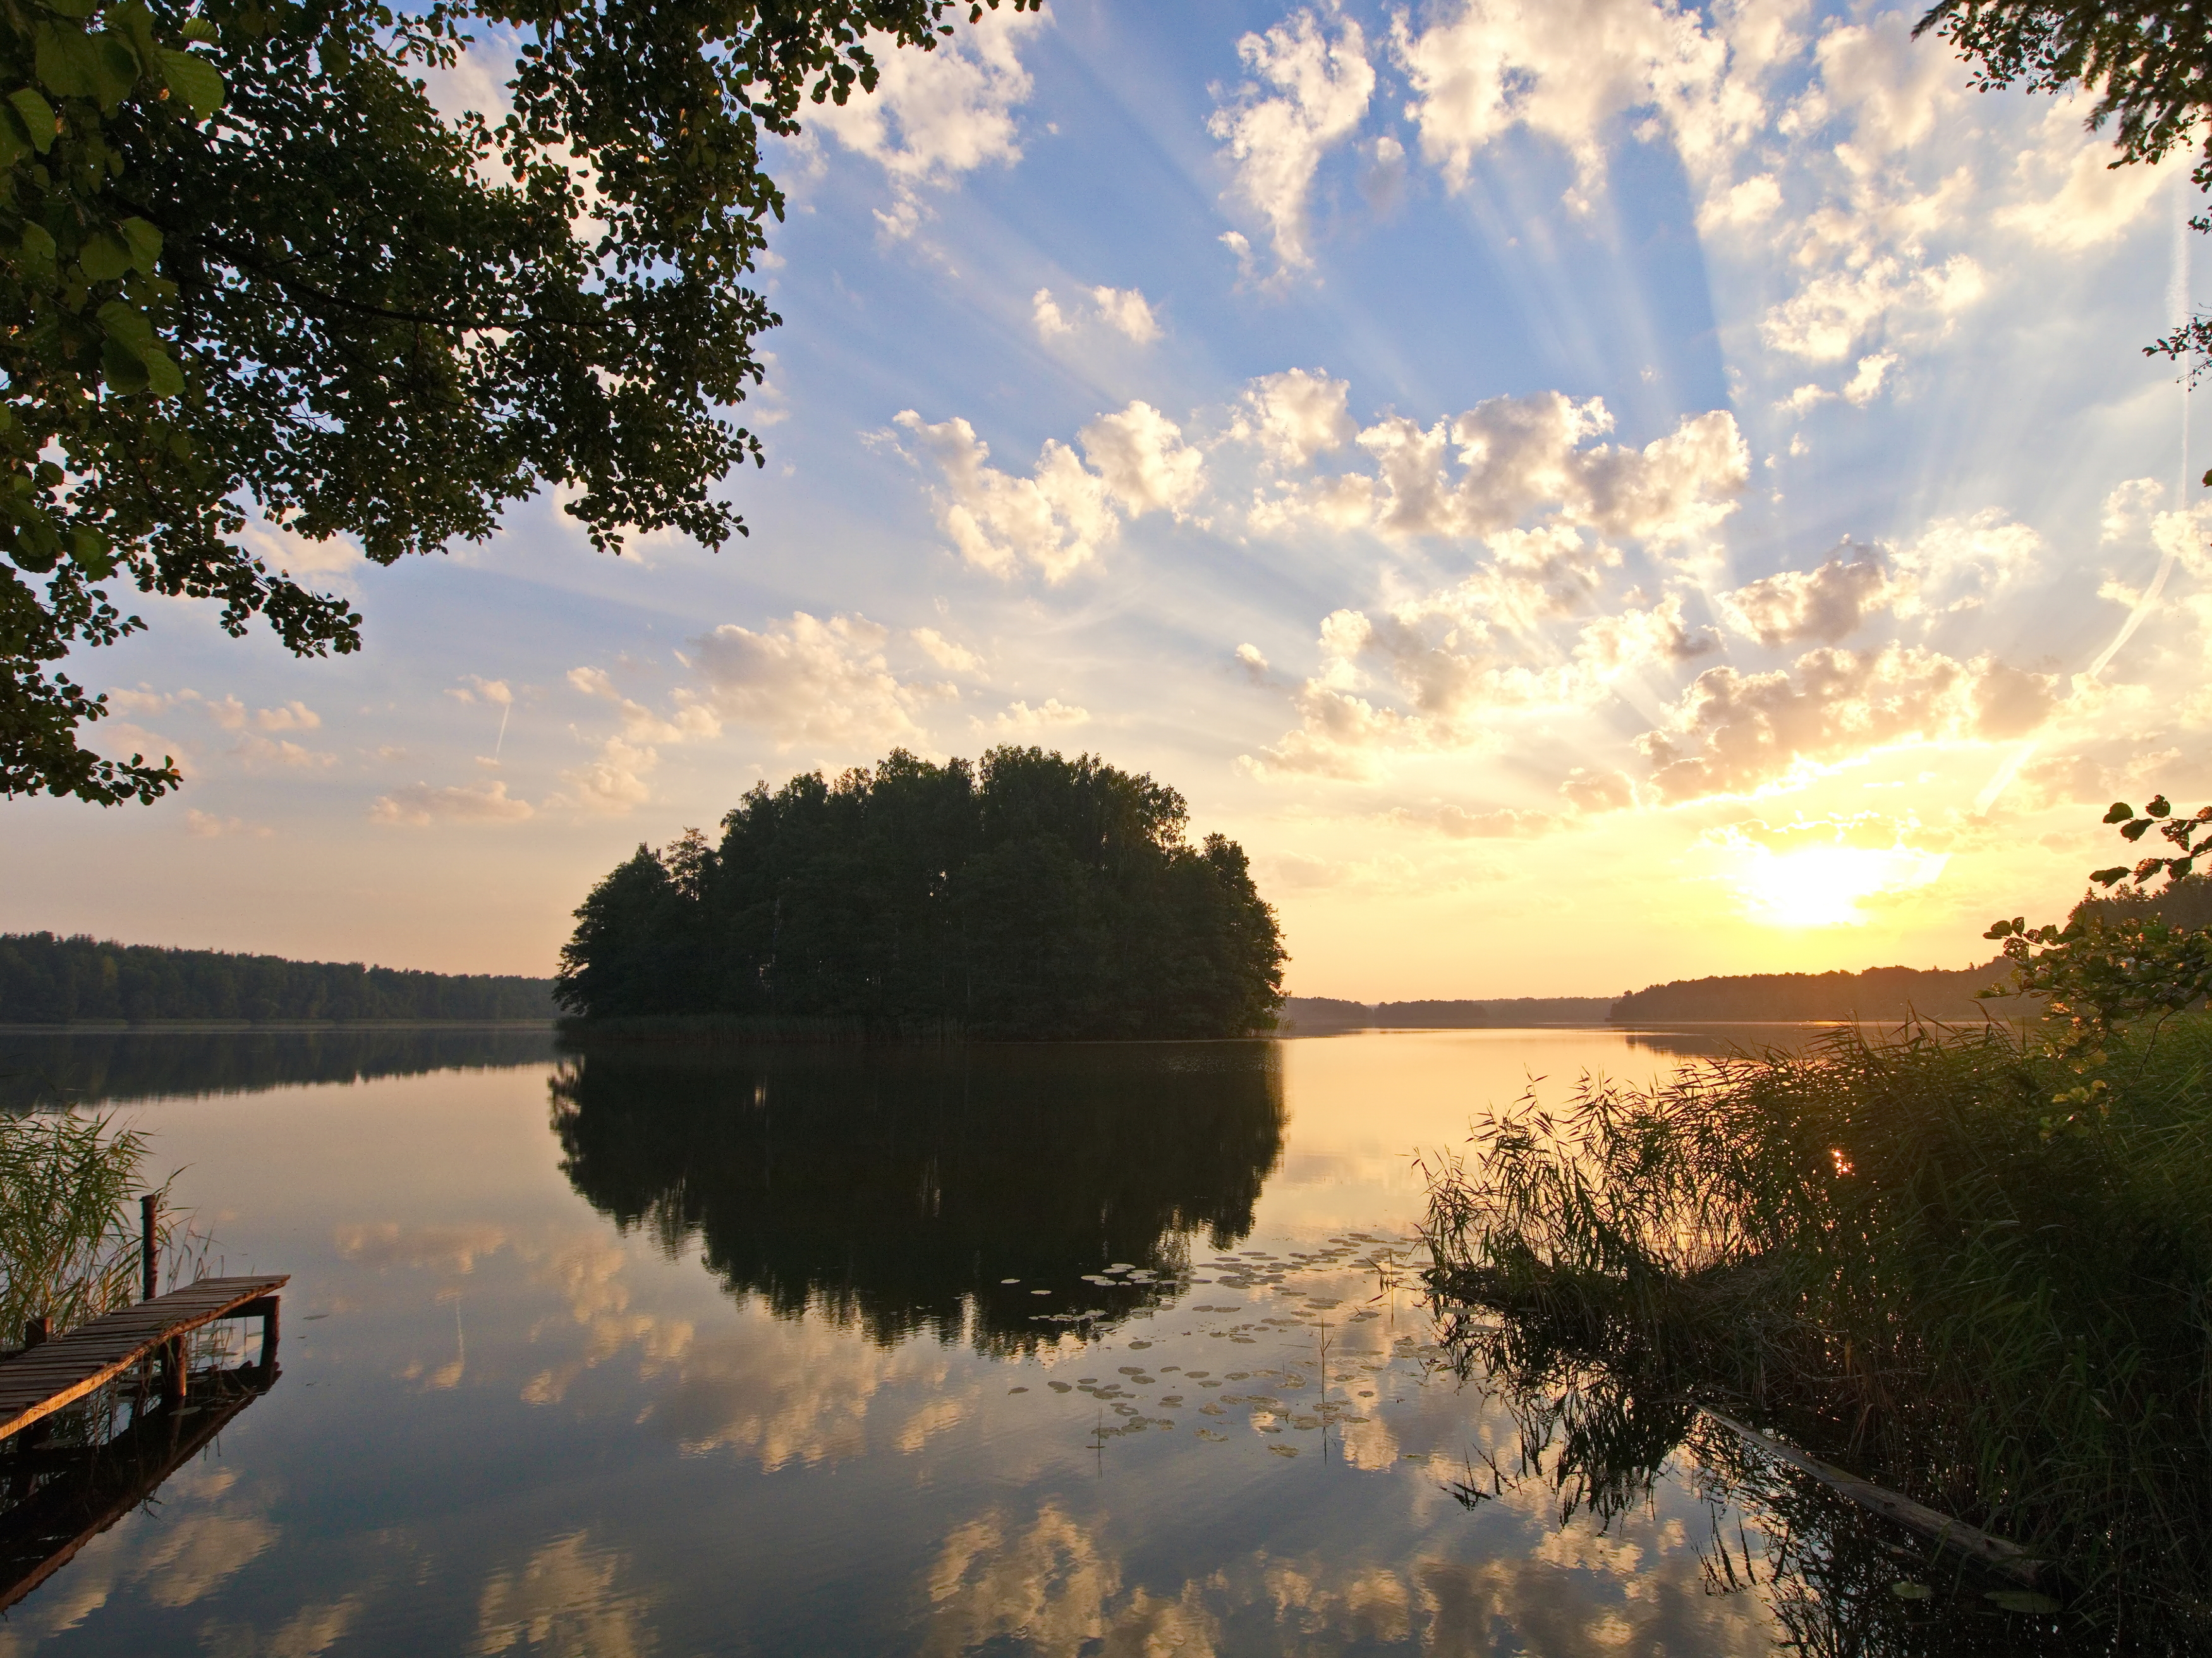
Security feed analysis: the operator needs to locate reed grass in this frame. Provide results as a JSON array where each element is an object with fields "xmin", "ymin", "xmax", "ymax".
[
  {"xmin": 1420, "ymin": 1015, "xmax": 2212, "ymax": 1641},
  {"xmin": 0, "ymin": 1109, "xmax": 167, "ymax": 1344}
]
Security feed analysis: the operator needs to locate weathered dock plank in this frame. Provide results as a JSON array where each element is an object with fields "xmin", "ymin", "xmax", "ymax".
[{"xmin": 0, "ymin": 1276, "xmax": 288, "ymax": 1443}]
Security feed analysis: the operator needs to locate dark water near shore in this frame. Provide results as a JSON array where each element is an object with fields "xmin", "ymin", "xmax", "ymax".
[{"xmin": 0, "ymin": 1025, "xmax": 2055, "ymax": 1655}]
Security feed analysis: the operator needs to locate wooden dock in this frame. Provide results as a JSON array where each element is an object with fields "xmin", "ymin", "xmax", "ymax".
[{"xmin": 0, "ymin": 1276, "xmax": 287, "ymax": 1444}]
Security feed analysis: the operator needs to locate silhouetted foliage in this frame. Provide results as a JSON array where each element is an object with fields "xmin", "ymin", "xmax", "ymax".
[
  {"xmin": 0, "ymin": 932, "xmax": 556, "ymax": 1023},
  {"xmin": 555, "ymin": 747, "xmax": 1287, "ymax": 1040},
  {"xmin": 549, "ymin": 1042, "xmax": 1286, "ymax": 1354}
]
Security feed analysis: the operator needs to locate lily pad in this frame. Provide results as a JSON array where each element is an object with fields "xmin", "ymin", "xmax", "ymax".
[
  {"xmin": 1890, "ymin": 1582, "xmax": 1931, "ymax": 1601},
  {"xmin": 1984, "ymin": 1590, "xmax": 2061, "ymax": 1615}
]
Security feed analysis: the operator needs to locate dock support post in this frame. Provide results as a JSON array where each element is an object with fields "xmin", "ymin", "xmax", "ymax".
[
  {"xmin": 22, "ymin": 1318, "xmax": 47, "ymax": 1350},
  {"xmin": 140, "ymin": 1195, "xmax": 157, "ymax": 1303},
  {"xmin": 260, "ymin": 1298, "xmax": 279, "ymax": 1375}
]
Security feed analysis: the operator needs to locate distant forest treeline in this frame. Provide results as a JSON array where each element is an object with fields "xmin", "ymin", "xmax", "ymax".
[
  {"xmin": 1280, "ymin": 996, "xmax": 1617, "ymax": 1033},
  {"xmin": 557, "ymin": 747, "xmax": 1285, "ymax": 1040},
  {"xmin": 1608, "ymin": 963, "xmax": 2002, "ymax": 1024},
  {"xmin": 0, "ymin": 934, "xmax": 558, "ymax": 1025}
]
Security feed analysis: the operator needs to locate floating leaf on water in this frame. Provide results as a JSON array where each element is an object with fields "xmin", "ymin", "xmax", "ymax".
[
  {"xmin": 1270, "ymin": 1444, "xmax": 1299, "ymax": 1458},
  {"xmin": 1007, "ymin": 1386, "xmax": 1029, "ymax": 1394},
  {"xmin": 1106, "ymin": 1262, "xmax": 1135, "ymax": 1272},
  {"xmin": 1403, "ymin": 1453, "xmax": 1430, "ymax": 1462},
  {"xmin": 1030, "ymin": 1289, "xmax": 1052, "ymax": 1296},
  {"xmin": 1890, "ymin": 1582, "xmax": 1931, "ymax": 1601},
  {"xmin": 1000, "ymin": 1277, "xmax": 1021, "ymax": 1284},
  {"xmin": 1984, "ymin": 1591, "xmax": 2061, "ymax": 1615},
  {"xmin": 1128, "ymin": 1341, "xmax": 1152, "ymax": 1350},
  {"xmin": 1196, "ymin": 1429, "xmax": 1227, "ymax": 1442},
  {"xmin": 1048, "ymin": 1381, "xmax": 1072, "ymax": 1393}
]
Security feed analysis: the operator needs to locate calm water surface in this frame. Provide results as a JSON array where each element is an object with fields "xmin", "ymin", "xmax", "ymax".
[{"xmin": 1, "ymin": 1026, "xmax": 1914, "ymax": 1655}]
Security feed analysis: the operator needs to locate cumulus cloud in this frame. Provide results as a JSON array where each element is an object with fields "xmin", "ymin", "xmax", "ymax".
[
  {"xmin": 1235, "ymin": 643, "xmax": 1272, "ymax": 683},
  {"xmin": 971, "ymin": 698, "xmax": 1089, "ymax": 736},
  {"xmin": 896, "ymin": 402, "xmax": 1202, "ymax": 578},
  {"xmin": 370, "ymin": 780, "xmax": 534, "ymax": 825},
  {"xmin": 1560, "ymin": 767, "xmax": 1640, "ymax": 814},
  {"xmin": 1758, "ymin": 253, "xmax": 1984, "ymax": 362},
  {"xmin": 810, "ymin": 11, "xmax": 1042, "ymax": 233},
  {"xmin": 1231, "ymin": 369, "xmax": 1356, "ymax": 468},
  {"xmin": 1636, "ymin": 644, "xmax": 2059, "ymax": 802},
  {"xmin": 1998, "ymin": 94, "xmax": 2173, "ymax": 249},
  {"xmin": 1077, "ymin": 403, "xmax": 1205, "ymax": 517},
  {"xmin": 559, "ymin": 737, "xmax": 659, "ymax": 815},
  {"xmin": 692, "ymin": 612, "xmax": 939, "ymax": 749},
  {"xmin": 233, "ymin": 733, "xmax": 335, "ymax": 771},
  {"xmin": 912, "ymin": 627, "xmax": 984, "ymax": 675},
  {"xmin": 1717, "ymin": 549, "xmax": 1900, "ymax": 647},
  {"xmin": 447, "ymin": 676, "xmax": 514, "ymax": 707},
  {"xmin": 1256, "ymin": 393, "xmax": 1748, "ymax": 547},
  {"xmin": 895, "ymin": 411, "xmax": 1117, "ymax": 581},
  {"xmin": 1208, "ymin": 9, "xmax": 1375, "ymax": 272},
  {"xmin": 1032, "ymin": 284, "xmax": 1161, "ymax": 344}
]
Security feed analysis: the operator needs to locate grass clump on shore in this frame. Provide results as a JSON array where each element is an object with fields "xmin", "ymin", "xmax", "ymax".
[{"xmin": 1421, "ymin": 1015, "xmax": 2212, "ymax": 1639}]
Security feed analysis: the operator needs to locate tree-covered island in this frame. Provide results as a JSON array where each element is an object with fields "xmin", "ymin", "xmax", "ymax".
[{"xmin": 556, "ymin": 747, "xmax": 1286, "ymax": 1040}]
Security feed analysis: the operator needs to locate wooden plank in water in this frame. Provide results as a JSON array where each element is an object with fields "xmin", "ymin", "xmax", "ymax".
[{"xmin": 0, "ymin": 1277, "xmax": 288, "ymax": 1444}]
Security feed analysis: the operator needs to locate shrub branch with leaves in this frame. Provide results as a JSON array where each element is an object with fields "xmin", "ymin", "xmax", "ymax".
[{"xmin": 1984, "ymin": 795, "xmax": 2212, "ymax": 1114}]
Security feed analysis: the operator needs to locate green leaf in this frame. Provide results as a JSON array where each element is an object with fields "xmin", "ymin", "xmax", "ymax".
[
  {"xmin": 40, "ymin": 0, "xmax": 100, "ymax": 16},
  {"xmin": 67, "ymin": 526, "xmax": 114, "ymax": 579},
  {"xmin": 180, "ymin": 16, "xmax": 219, "ymax": 42},
  {"xmin": 94, "ymin": 299, "xmax": 155, "ymax": 353},
  {"xmin": 78, "ymin": 230, "xmax": 130, "ymax": 282},
  {"xmin": 2103, "ymin": 802, "xmax": 2134, "ymax": 824},
  {"xmin": 1983, "ymin": 1590, "xmax": 2060, "ymax": 1615},
  {"xmin": 89, "ymin": 32, "xmax": 143, "ymax": 109},
  {"xmin": 99, "ymin": 336, "xmax": 149, "ymax": 394},
  {"xmin": 2090, "ymin": 866, "xmax": 2129, "ymax": 886},
  {"xmin": 34, "ymin": 23, "xmax": 100, "ymax": 99},
  {"xmin": 2148, "ymin": 794, "xmax": 2172, "ymax": 817},
  {"xmin": 118, "ymin": 216, "xmax": 161, "ymax": 272},
  {"xmin": 1889, "ymin": 1581, "xmax": 1931, "ymax": 1601},
  {"xmin": 18, "ymin": 221, "xmax": 57, "ymax": 276},
  {"xmin": 158, "ymin": 47, "xmax": 225, "ymax": 119},
  {"xmin": 6, "ymin": 88, "xmax": 57, "ymax": 154},
  {"xmin": 138, "ymin": 345, "xmax": 182, "ymax": 398}
]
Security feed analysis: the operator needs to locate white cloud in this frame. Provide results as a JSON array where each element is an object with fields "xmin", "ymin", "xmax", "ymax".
[
  {"xmin": 1032, "ymin": 284, "xmax": 1160, "ymax": 345},
  {"xmin": 370, "ymin": 780, "xmax": 534, "ymax": 826},
  {"xmin": 972, "ymin": 698, "xmax": 1089, "ymax": 736},
  {"xmin": 185, "ymin": 810, "xmax": 271, "ymax": 839},
  {"xmin": 1757, "ymin": 253, "xmax": 1984, "ymax": 362},
  {"xmin": 1208, "ymin": 10, "xmax": 1375, "ymax": 272},
  {"xmin": 1806, "ymin": 13, "xmax": 1961, "ymax": 158},
  {"xmin": 1255, "ymin": 393, "xmax": 1747, "ymax": 546},
  {"xmin": 1560, "ymin": 767, "xmax": 1640, "ymax": 814},
  {"xmin": 1698, "ymin": 171, "xmax": 1781, "ymax": 233},
  {"xmin": 1637, "ymin": 644, "xmax": 2059, "ymax": 802},
  {"xmin": 1076, "ymin": 403, "xmax": 1205, "ymax": 517},
  {"xmin": 895, "ymin": 411, "xmax": 1118, "ymax": 581},
  {"xmin": 238, "ymin": 518, "xmax": 362, "ymax": 575},
  {"xmin": 1997, "ymin": 95, "xmax": 2172, "ymax": 250},
  {"xmin": 1088, "ymin": 286, "xmax": 1160, "ymax": 344},
  {"xmin": 1717, "ymin": 550, "xmax": 1900, "ymax": 647},
  {"xmin": 1231, "ymin": 369, "xmax": 1356, "ymax": 468},
  {"xmin": 810, "ymin": 11, "xmax": 1041, "ymax": 235},
  {"xmin": 1235, "ymin": 642, "xmax": 1272, "ymax": 683},
  {"xmin": 1841, "ymin": 351, "xmax": 1897, "ymax": 406},
  {"xmin": 567, "ymin": 666, "xmax": 720, "ymax": 745},
  {"xmin": 559, "ymin": 738, "xmax": 659, "ymax": 815},
  {"xmin": 691, "ymin": 612, "xmax": 937, "ymax": 750},
  {"xmin": 912, "ymin": 627, "xmax": 984, "ymax": 675},
  {"xmin": 447, "ymin": 676, "xmax": 514, "ymax": 707},
  {"xmin": 234, "ymin": 734, "xmax": 334, "ymax": 771}
]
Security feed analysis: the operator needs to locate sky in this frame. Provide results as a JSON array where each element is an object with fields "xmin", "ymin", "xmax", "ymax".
[{"xmin": 6, "ymin": 0, "xmax": 2207, "ymax": 998}]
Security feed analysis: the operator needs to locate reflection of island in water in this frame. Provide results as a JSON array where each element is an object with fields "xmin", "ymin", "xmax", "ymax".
[{"xmin": 550, "ymin": 1044, "xmax": 1287, "ymax": 1353}]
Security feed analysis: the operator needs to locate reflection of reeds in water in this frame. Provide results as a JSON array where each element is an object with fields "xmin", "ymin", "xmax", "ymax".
[{"xmin": 1419, "ymin": 1018, "xmax": 2212, "ymax": 1649}]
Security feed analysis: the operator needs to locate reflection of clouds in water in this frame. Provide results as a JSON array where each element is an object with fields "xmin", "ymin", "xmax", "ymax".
[
  {"xmin": 332, "ymin": 1221, "xmax": 509, "ymax": 1273},
  {"xmin": 922, "ymin": 1498, "xmax": 1777, "ymax": 1655},
  {"xmin": 642, "ymin": 1315, "xmax": 958, "ymax": 1469},
  {"xmin": 200, "ymin": 1594, "xmax": 364, "ymax": 1657},
  {"xmin": 1335, "ymin": 1408, "xmax": 1400, "ymax": 1469},
  {"xmin": 475, "ymin": 1531, "xmax": 658, "ymax": 1658},
  {"xmin": 137, "ymin": 1513, "xmax": 280, "ymax": 1608},
  {"xmin": 923, "ymin": 1504, "xmax": 1218, "ymax": 1658}
]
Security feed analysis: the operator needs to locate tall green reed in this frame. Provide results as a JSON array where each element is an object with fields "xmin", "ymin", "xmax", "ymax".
[
  {"xmin": 0, "ymin": 1110, "xmax": 164, "ymax": 1344},
  {"xmin": 1421, "ymin": 1016, "xmax": 2212, "ymax": 1638}
]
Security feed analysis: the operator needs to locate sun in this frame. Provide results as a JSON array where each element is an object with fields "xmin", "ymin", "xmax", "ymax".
[{"xmin": 1728, "ymin": 842, "xmax": 1950, "ymax": 929}]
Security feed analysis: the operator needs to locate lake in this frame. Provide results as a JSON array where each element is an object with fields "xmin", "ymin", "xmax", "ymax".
[{"xmin": 0, "ymin": 1025, "xmax": 2049, "ymax": 1655}]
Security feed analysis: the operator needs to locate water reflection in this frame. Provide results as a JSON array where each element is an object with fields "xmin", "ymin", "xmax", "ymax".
[
  {"xmin": 549, "ymin": 1042, "xmax": 1287, "ymax": 1353},
  {"xmin": 0, "ymin": 1027, "xmax": 557, "ymax": 1109}
]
